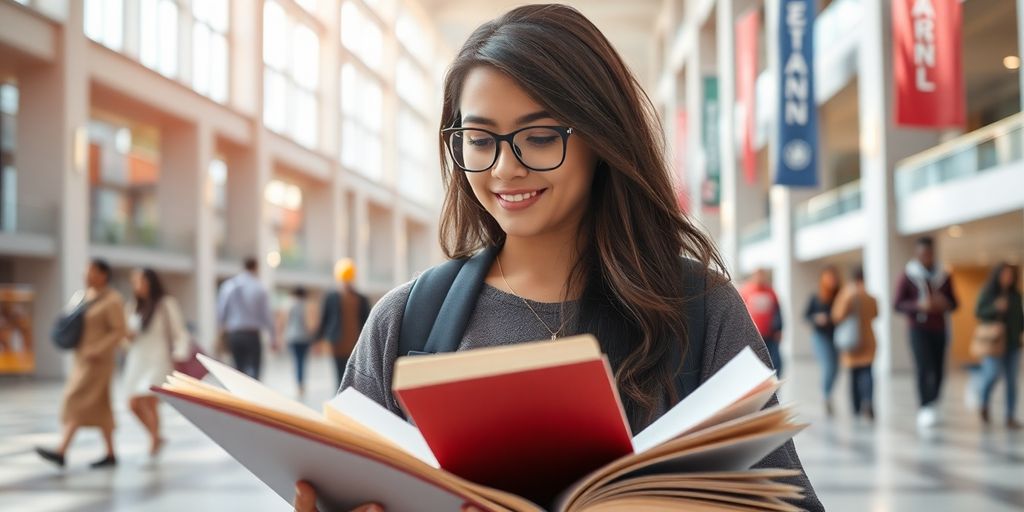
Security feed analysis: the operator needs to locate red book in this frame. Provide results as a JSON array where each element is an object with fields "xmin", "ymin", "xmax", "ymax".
[{"xmin": 392, "ymin": 336, "xmax": 634, "ymax": 504}]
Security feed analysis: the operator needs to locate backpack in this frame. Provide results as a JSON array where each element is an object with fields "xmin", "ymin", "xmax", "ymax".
[
  {"xmin": 52, "ymin": 299, "xmax": 92, "ymax": 350},
  {"xmin": 398, "ymin": 246, "xmax": 707, "ymax": 401}
]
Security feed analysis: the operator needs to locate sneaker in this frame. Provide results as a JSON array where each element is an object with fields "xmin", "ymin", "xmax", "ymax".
[
  {"xmin": 917, "ymin": 406, "xmax": 938, "ymax": 429},
  {"xmin": 89, "ymin": 455, "xmax": 117, "ymax": 469},
  {"xmin": 35, "ymin": 447, "xmax": 65, "ymax": 468}
]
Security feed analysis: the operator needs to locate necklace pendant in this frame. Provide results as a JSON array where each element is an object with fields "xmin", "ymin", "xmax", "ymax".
[{"xmin": 551, "ymin": 333, "xmax": 557, "ymax": 341}]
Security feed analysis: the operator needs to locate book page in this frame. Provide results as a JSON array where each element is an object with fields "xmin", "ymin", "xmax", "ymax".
[
  {"xmin": 631, "ymin": 347, "xmax": 775, "ymax": 453},
  {"xmin": 325, "ymin": 388, "xmax": 439, "ymax": 468},
  {"xmin": 197, "ymin": 353, "xmax": 322, "ymax": 422}
]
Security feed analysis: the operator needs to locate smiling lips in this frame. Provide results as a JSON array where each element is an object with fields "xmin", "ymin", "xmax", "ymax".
[{"xmin": 495, "ymin": 188, "xmax": 546, "ymax": 210}]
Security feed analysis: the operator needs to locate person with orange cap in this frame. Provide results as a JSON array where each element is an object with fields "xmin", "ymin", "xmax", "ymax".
[{"xmin": 315, "ymin": 258, "xmax": 371, "ymax": 389}]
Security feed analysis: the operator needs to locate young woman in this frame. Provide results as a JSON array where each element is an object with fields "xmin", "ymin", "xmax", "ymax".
[
  {"xmin": 279, "ymin": 286, "xmax": 315, "ymax": 398},
  {"xmin": 37, "ymin": 259, "xmax": 126, "ymax": 468},
  {"xmin": 805, "ymin": 266, "xmax": 841, "ymax": 416},
  {"xmin": 975, "ymin": 263, "xmax": 1022, "ymax": 429},
  {"xmin": 294, "ymin": 5, "xmax": 821, "ymax": 510},
  {"xmin": 123, "ymin": 268, "xmax": 189, "ymax": 456},
  {"xmin": 832, "ymin": 267, "xmax": 878, "ymax": 420}
]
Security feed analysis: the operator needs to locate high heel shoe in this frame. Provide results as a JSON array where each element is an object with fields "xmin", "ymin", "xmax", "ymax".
[
  {"xmin": 89, "ymin": 454, "xmax": 117, "ymax": 469},
  {"xmin": 35, "ymin": 447, "xmax": 65, "ymax": 468}
]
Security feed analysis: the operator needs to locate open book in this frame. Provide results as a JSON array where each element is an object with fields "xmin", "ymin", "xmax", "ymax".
[{"xmin": 154, "ymin": 335, "xmax": 806, "ymax": 512}]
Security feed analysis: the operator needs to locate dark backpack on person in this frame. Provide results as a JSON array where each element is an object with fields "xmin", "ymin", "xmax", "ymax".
[
  {"xmin": 52, "ymin": 299, "xmax": 92, "ymax": 350},
  {"xmin": 398, "ymin": 246, "xmax": 707, "ymax": 401}
]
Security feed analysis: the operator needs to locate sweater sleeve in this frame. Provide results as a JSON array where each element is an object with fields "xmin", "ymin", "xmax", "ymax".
[
  {"xmin": 337, "ymin": 282, "xmax": 413, "ymax": 414},
  {"xmin": 702, "ymin": 282, "xmax": 824, "ymax": 511},
  {"xmin": 894, "ymin": 274, "xmax": 920, "ymax": 315}
]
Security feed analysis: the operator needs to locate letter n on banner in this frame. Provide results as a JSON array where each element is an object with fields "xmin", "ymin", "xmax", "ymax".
[
  {"xmin": 776, "ymin": 0, "xmax": 818, "ymax": 187},
  {"xmin": 892, "ymin": 0, "xmax": 965, "ymax": 128},
  {"xmin": 735, "ymin": 10, "xmax": 760, "ymax": 185}
]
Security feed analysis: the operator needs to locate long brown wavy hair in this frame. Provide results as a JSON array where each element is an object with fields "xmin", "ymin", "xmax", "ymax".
[{"xmin": 437, "ymin": 4, "xmax": 727, "ymax": 427}]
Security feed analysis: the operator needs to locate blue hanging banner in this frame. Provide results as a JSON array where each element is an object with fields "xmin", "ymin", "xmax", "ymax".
[{"xmin": 775, "ymin": 0, "xmax": 819, "ymax": 187}]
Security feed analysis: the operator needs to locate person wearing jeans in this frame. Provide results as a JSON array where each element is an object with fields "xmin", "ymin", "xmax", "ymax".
[
  {"xmin": 895, "ymin": 237, "xmax": 957, "ymax": 429},
  {"xmin": 832, "ymin": 267, "xmax": 878, "ymax": 420},
  {"xmin": 975, "ymin": 262, "xmax": 1022, "ymax": 429},
  {"xmin": 741, "ymin": 268, "xmax": 784, "ymax": 377},
  {"xmin": 279, "ymin": 286, "xmax": 315, "ymax": 398},
  {"xmin": 805, "ymin": 266, "xmax": 841, "ymax": 417}
]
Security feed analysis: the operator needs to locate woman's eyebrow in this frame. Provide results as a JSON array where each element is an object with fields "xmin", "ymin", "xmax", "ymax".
[{"xmin": 461, "ymin": 110, "xmax": 554, "ymax": 127}]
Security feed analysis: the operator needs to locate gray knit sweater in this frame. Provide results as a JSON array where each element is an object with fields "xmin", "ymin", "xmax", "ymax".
[{"xmin": 340, "ymin": 280, "xmax": 823, "ymax": 511}]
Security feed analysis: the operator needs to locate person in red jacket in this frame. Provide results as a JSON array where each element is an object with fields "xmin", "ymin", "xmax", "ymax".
[
  {"xmin": 740, "ymin": 268, "xmax": 784, "ymax": 377},
  {"xmin": 894, "ymin": 236, "xmax": 958, "ymax": 429}
]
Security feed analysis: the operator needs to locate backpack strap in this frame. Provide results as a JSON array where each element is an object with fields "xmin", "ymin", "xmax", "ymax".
[
  {"xmin": 398, "ymin": 246, "xmax": 500, "ymax": 357},
  {"xmin": 673, "ymin": 258, "xmax": 707, "ymax": 400},
  {"xmin": 399, "ymin": 249, "xmax": 707, "ymax": 401}
]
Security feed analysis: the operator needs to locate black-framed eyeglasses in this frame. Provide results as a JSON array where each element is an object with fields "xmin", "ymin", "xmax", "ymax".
[{"xmin": 441, "ymin": 125, "xmax": 575, "ymax": 172}]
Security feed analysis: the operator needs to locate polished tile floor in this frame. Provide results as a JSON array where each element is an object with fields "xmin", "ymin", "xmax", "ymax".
[{"xmin": 1, "ymin": 352, "xmax": 1022, "ymax": 511}]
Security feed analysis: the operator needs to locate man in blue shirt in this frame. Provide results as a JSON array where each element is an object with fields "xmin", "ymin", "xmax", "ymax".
[{"xmin": 217, "ymin": 257, "xmax": 277, "ymax": 380}]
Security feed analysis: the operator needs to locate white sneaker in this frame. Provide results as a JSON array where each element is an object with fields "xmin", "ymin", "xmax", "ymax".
[{"xmin": 917, "ymin": 405, "xmax": 939, "ymax": 429}]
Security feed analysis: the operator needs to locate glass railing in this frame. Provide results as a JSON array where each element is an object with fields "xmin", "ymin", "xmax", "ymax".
[
  {"xmin": 896, "ymin": 112, "xmax": 1024, "ymax": 197},
  {"xmin": 796, "ymin": 179, "xmax": 862, "ymax": 228},
  {"xmin": 0, "ymin": 202, "xmax": 57, "ymax": 237},
  {"xmin": 277, "ymin": 250, "xmax": 332, "ymax": 275},
  {"xmin": 740, "ymin": 219, "xmax": 772, "ymax": 247},
  {"xmin": 90, "ymin": 220, "xmax": 193, "ymax": 254}
]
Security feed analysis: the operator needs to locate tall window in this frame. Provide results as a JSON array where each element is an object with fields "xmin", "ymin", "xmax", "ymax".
[
  {"xmin": 209, "ymin": 158, "xmax": 228, "ymax": 254},
  {"xmin": 84, "ymin": 0, "xmax": 125, "ymax": 51},
  {"xmin": 264, "ymin": 179, "xmax": 306, "ymax": 267},
  {"xmin": 264, "ymin": 0, "xmax": 320, "ymax": 149},
  {"xmin": 396, "ymin": 108, "xmax": 432, "ymax": 204},
  {"xmin": 88, "ymin": 118, "xmax": 162, "ymax": 248},
  {"xmin": 192, "ymin": 0, "xmax": 229, "ymax": 103},
  {"xmin": 396, "ymin": 11, "xmax": 432, "ymax": 66},
  {"xmin": 139, "ymin": 0, "xmax": 179, "ymax": 78},
  {"xmin": 0, "ymin": 83, "xmax": 17, "ymax": 232},
  {"xmin": 340, "ymin": 64, "xmax": 383, "ymax": 179},
  {"xmin": 340, "ymin": 2, "xmax": 383, "ymax": 72}
]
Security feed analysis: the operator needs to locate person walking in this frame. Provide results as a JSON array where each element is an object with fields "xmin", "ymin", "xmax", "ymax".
[
  {"xmin": 832, "ymin": 267, "xmax": 878, "ymax": 421},
  {"xmin": 217, "ymin": 257, "xmax": 278, "ymax": 380},
  {"xmin": 975, "ymin": 263, "xmax": 1022, "ymax": 429},
  {"xmin": 36, "ymin": 259, "xmax": 126, "ymax": 468},
  {"xmin": 123, "ymin": 268, "xmax": 189, "ymax": 456},
  {"xmin": 741, "ymin": 268, "xmax": 784, "ymax": 377},
  {"xmin": 895, "ymin": 236, "xmax": 957, "ymax": 429},
  {"xmin": 805, "ymin": 266, "xmax": 841, "ymax": 417},
  {"xmin": 315, "ymin": 259, "xmax": 370, "ymax": 390},
  {"xmin": 279, "ymin": 286, "xmax": 316, "ymax": 398}
]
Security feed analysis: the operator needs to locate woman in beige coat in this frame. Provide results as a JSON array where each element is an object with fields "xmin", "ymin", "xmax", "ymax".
[
  {"xmin": 832, "ymin": 267, "xmax": 879, "ymax": 420},
  {"xmin": 36, "ymin": 259, "xmax": 126, "ymax": 468}
]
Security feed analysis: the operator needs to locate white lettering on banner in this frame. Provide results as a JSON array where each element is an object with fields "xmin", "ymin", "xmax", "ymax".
[
  {"xmin": 783, "ymin": 1, "xmax": 809, "ymax": 126},
  {"xmin": 912, "ymin": 0, "xmax": 937, "ymax": 92}
]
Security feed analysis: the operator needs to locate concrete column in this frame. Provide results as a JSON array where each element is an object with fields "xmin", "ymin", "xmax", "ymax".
[
  {"xmin": 1018, "ymin": 0, "xmax": 1024, "ymax": 111},
  {"xmin": 14, "ymin": 0, "xmax": 89, "ymax": 377},
  {"xmin": 858, "ymin": 0, "xmax": 943, "ymax": 377},
  {"xmin": 392, "ymin": 205, "xmax": 408, "ymax": 284},
  {"xmin": 716, "ymin": 0, "xmax": 741, "ymax": 276},
  {"xmin": 685, "ymin": 48, "xmax": 706, "ymax": 228}
]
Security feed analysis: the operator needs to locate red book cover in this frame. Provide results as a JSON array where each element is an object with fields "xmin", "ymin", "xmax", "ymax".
[{"xmin": 394, "ymin": 358, "xmax": 634, "ymax": 505}]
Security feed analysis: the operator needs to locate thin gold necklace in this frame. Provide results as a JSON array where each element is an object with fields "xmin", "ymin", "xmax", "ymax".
[{"xmin": 496, "ymin": 255, "xmax": 566, "ymax": 341}]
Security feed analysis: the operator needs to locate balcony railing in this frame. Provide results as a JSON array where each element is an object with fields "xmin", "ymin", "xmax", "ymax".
[
  {"xmin": 796, "ymin": 179, "xmax": 862, "ymax": 228},
  {"xmin": 0, "ymin": 202, "xmax": 57, "ymax": 237},
  {"xmin": 90, "ymin": 220, "xmax": 193, "ymax": 254},
  {"xmin": 896, "ymin": 112, "xmax": 1024, "ymax": 197}
]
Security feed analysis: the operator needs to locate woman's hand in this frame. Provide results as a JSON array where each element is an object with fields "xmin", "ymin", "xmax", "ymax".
[
  {"xmin": 293, "ymin": 481, "xmax": 382, "ymax": 512},
  {"xmin": 292, "ymin": 481, "xmax": 487, "ymax": 512}
]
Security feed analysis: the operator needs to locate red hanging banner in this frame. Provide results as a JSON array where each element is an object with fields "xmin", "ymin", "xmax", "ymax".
[
  {"xmin": 892, "ymin": 0, "xmax": 964, "ymax": 128},
  {"xmin": 735, "ymin": 10, "xmax": 760, "ymax": 184}
]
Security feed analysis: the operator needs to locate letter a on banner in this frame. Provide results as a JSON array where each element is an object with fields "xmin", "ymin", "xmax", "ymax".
[
  {"xmin": 893, "ymin": 0, "xmax": 965, "ymax": 128},
  {"xmin": 775, "ymin": 0, "xmax": 818, "ymax": 187}
]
